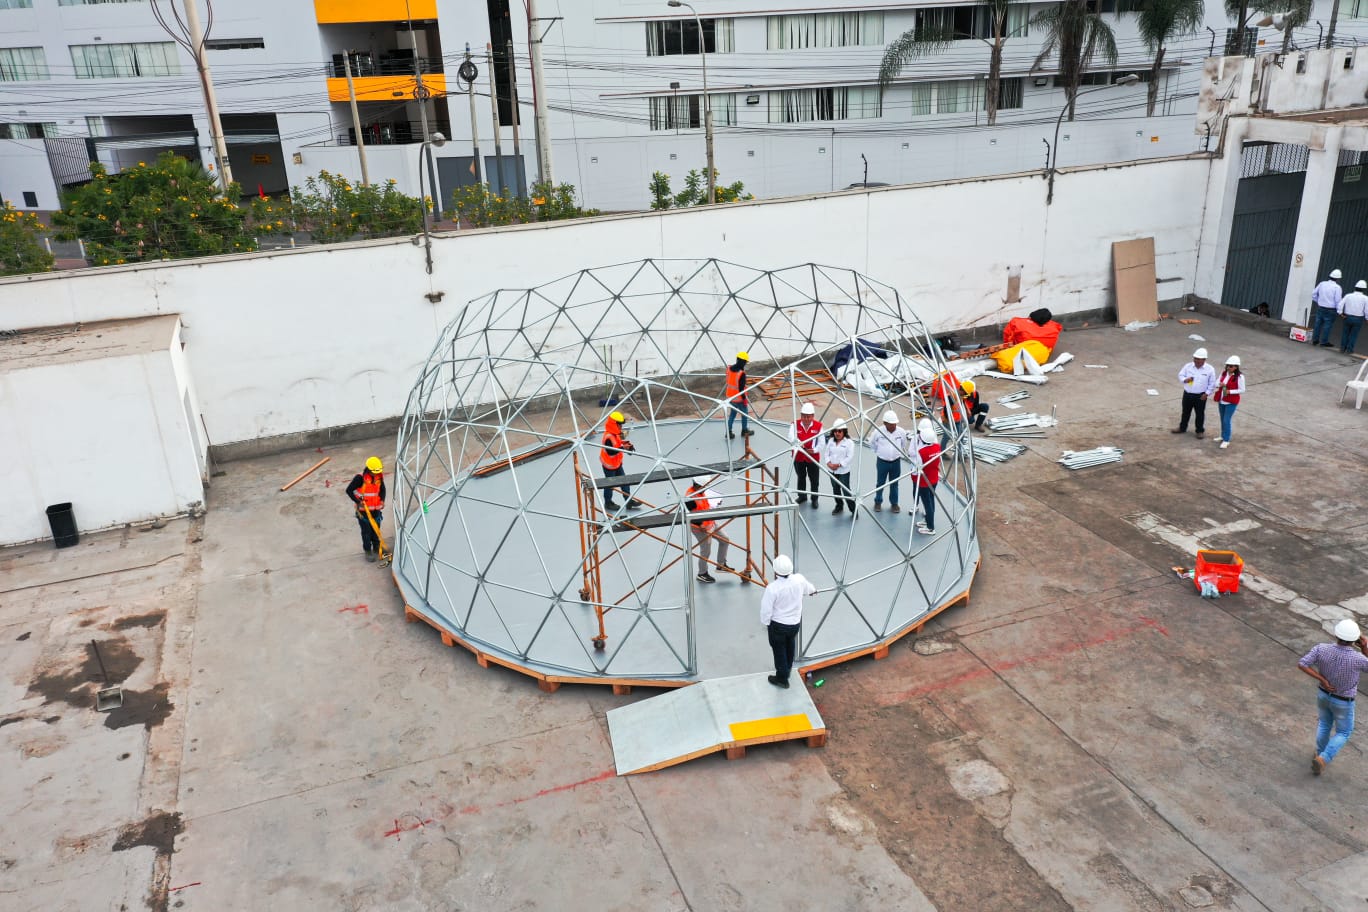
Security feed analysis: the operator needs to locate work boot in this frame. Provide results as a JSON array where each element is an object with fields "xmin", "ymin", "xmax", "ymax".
[
  {"xmin": 767, "ymin": 675, "xmax": 789, "ymax": 689},
  {"xmin": 809, "ymin": 499, "xmax": 818, "ymax": 509},
  {"xmin": 832, "ymin": 505, "xmax": 843, "ymax": 515},
  {"xmin": 1313, "ymin": 754, "xmax": 1326, "ymax": 776},
  {"xmin": 1170, "ymin": 428, "xmax": 1186, "ymax": 434},
  {"xmin": 626, "ymin": 500, "xmax": 645, "ymax": 510},
  {"xmin": 365, "ymin": 552, "xmax": 377, "ymax": 563},
  {"xmin": 728, "ymin": 432, "xmax": 736, "ymax": 439},
  {"xmin": 797, "ymin": 495, "xmax": 807, "ymax": 504},
  {"xmin": 1195, "ymin": 431, "xmax": 1205, "ymax": 439},
  {"xmin": 891, "ymin": 504, "xmax": 901, "ymax": 514},
  {"xmin": 741, "ymin": 429, "xmax": 754, "ymax": 437},
  {"xmin": 873, "ymin": 503, "xmax": 882, "ymax": 512}
]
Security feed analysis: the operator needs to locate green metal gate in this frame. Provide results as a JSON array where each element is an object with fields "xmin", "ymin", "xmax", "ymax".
[{"xmin": 1220, "ymin": 170, "xmax": 1304, "ymax": 311}]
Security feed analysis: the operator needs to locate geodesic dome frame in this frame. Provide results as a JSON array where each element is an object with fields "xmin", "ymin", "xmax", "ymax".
[{"xmin": 394, "ymin": 259, "xmax": 980, "ymax": 687}]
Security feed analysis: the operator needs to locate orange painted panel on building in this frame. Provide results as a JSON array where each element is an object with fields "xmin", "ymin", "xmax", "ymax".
[
  {"xmin": 326, "ymin": 74, "xmax": 446, "ymax": 103},
  {"xmin": 314, "ymin": 0, "xmax": 437, "ymax": 24}
]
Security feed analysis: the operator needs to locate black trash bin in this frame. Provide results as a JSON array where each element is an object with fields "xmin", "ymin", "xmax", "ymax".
[{"xmin": 45, "ymin": 503, "xmax": 79, "ymax": 548}]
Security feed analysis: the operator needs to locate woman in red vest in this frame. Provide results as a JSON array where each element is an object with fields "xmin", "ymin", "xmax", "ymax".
[
  {"xmin": 789, "ymin": 402, "xmax": 823, "ymax": 508},
  {"xmin": 910, "ymin": 419, "xmax": 941, "ymax": 536},
  {"xmin": 345, "ymin": 456, "xmax": 386, "ymax": 561},
  {"xmin": 1213, "ymin": 355, "xmax": 1245, "ymax": 450}
]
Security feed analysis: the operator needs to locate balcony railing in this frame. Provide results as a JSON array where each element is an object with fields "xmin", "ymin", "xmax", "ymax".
[
  {"xmin": 325, "ymin": 120, "xmax": 453, "ymax": 147},
  {"xmin": 328, "ymin": 52, "xmax": 443, "ymax": 79}
]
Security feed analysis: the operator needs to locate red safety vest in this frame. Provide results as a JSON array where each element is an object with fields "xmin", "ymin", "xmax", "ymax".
[
  {"xmin": 916, "ymin": 442, "xmax": 941, "ymax": 487},
  {"xmin": 688, "ymin": 487, "xmax": 714, "ymax": 530},
  {"xmin": 725, "ymin": 367, "xmax": 746, "ymax": 403},
  {"xmin": 1215, "ymin": 371, "xmax": 1242, "ymax": 406},
  {"xmin": 601, "ymin": 422, "xmax": 625, "ymax": 470},
  {"xmin": 793, "ymin": 419, "xmax": 823, "ymax": 464},
  {"xmin": 359, "ymin": 472, "xmax": 383, "ymax": 510}
]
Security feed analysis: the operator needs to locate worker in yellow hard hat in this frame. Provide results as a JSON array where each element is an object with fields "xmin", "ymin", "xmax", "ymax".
[
  {"xmin": 346, "ymin": 456, "xmax": 386, "ymax": 561},
  {"xmin": 724, "ymin": 351, "xmax": 753, "ymax": 439},
  {"xmin": 960, "ymin": 378, "xmax": 989, "ymax": 431},
  {"xmin": 600, "ymin": 411, "xmax": 642, "ymax": 512}
]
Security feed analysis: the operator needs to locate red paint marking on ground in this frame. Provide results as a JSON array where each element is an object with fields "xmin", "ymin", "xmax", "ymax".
[
  {"xmin": 338, "ymin": 604, "xmax": 369, "ymax": 615},
  {"xmin": 1138, "ymin": 615, "xmax": 1170, "ymax": 637},
  {"xmin": 381, "ymin": 769, "xmax": 615, "ymax": 840},
  {"xmin": 876, "ymin": 622, "xmax": 1163, "ymax": 706},
  {"xmin": 168, "ymin": 882, "xmax": 202, "ymax": 893}
]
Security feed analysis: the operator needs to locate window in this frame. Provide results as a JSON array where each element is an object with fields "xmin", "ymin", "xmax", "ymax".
[
  {"xmin": 0, "ymin": 0, "xmax": 34, "ymax": 9},
  {"xmin": 646, "ymin": 18, "xmax": 734, "ymax": 55},
  {"xmin": 914, "ymin": 5, "xmax": 1029, "ymax": 40},
  {"xmin": 904, "ymin": 79, "xmax": 1020, "ymax": 117},
  {"xmin": 0, "ymin": 47, "xmax": 48, "ymax": 80},
  {"xmin": 70, "ymin": 42, "xmax": 179, "ymax": 78},
  {"xmin": 0, "ymin": 122, "xmax": 57, "ymax": 138},
  {"xmin": 1053, "ymin": 70, "xmax": 1151, "ymax": 88},
  {"xmin": 649, "ymin": 93, "xmax": 737, "ymax": 130},
  {"xmin": 23, "ymin": 191, "xmax": 38, "ymax": 207},
  {"xmin": 936, "ymin": 79, "xmax": 981, "ymax": 113},
  {"xmin": 768, "ymin": 87, "xmax": 881, "ymax": 122},
  {"xmin": 1225, "ymin": 26, "xmax": 1256, "ymax": 56},
  {"xmin": 204, "ymin": 38, "xmax": 265, "ymax": 50},
  {"xmin": 767, "ymin": 13, "xmax": 883, "ymax": 49},
  {"xmin": 997, "ymin": 77, "xmax": 1023, "ymax": 110}
]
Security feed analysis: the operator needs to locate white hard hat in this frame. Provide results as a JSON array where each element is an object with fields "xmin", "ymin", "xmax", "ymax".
[
  {"xmin": 1225, "ymin": 355, "xmax": 1241, "ymax": 366},
  {"xmin": 832, "ymin": 418, "xmax": 848, "ymax": 431},
  {"xmin": 692, "ymin": 477, "xmax": 704, "ymax": 488},
  {"xmin": 1192, "ymin": 347, "xmax": 1208, "ymax": 359},
  {"xmin": 1331, "ymin": 268, "xmax": 1343, "ymax": 279},
  {"xmin": 773, "ymin": 554, "xmax": 793, "ymax": 577},
  {"xmin": 1356, "ymin": 280, "xmax": 1366, "ymax": 291},
  {"xmin": 1334, "ymin": 618, "xmax": 1361, "ymax": 642},
  {"xmin": 916, "ymin": 418, "xmax": 936, "ymax": 443},
  {"xmin": 881, "ymin": 410, "xmax": 898, "ymax": 424},
  {"xmin": 801, "ymin": 402, "xmax": 815, "ymax": 415}
]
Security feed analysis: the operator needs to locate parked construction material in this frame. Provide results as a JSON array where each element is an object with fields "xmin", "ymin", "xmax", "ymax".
[
  {"xmin": 1058, "ymin": 446, "xmax": 1124, "ymax": 469},
  {"xmin": 972, "ymin": 438, "xmax": 1027, "ymax": 464},
  {"xmin": 988, "ymin": 413, "xmax": 1057, "ymax": 432},
  {"xmin": 280, "ymin": 457, "xmax": 329, "ymax": 492},
  {"xmin": 997, "ymin": 391, "xmax": 1031, "ymax": 405}
]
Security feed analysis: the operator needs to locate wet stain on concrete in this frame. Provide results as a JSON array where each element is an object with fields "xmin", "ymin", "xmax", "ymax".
[
  {"xmin": 27, "ymin": 639, "xmax": 142, "ymax": 710},
  {"xmin": 112, "ymin": 611, "xmax": 166, "ymax": 631},
  {"xmin": 16, "ymin": 631, "xmax": 30, "ymax": 641},
  {"xmin": 0, "ymin": 716, "xmax": 20, "ymax": 728},
  {"xmin": 102, "ymin": 682, "xmax": 173, "ymax": 731},
  {"xmin": 113, "ymin": 810, "xmax": 183, "ymax": 912}
]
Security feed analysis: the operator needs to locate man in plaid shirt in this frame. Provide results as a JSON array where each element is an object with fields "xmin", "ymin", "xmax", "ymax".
[{"xmin": 1298, "ymin": 619, "xmax": 1368, "ymax": 775}]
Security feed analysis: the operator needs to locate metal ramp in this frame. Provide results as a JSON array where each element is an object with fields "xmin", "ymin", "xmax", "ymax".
[{"xmin": 607, "ymin": 672, "xmax": 827, "ymax": 775}]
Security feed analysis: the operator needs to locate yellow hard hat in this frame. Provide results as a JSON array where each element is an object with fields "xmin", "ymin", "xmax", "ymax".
[
  {"xmin": 736, "ymin": 351, "xmax": 749, "ymax": 362},
  {"xmin": 609, "ymin": 411, "xmax": 625, "ymax": 423},
  {"xmin": 366, "ymin": 456, "xmax": 383, "ymax": 473},
  {"xmin": 961, "ymin": 379, "xmax": 975, "ymax": 394}
]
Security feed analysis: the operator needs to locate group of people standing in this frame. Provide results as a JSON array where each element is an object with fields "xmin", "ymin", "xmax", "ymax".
[
  {"xmin": 1172, "ymin": 347, "xmax": 1245, "ymax": 449},
  {"xmin": 1310, "ymin": 268, "xmax": 1368, "ymax": 353}
]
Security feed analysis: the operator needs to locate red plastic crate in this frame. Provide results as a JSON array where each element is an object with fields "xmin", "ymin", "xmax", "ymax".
[{"xmin": 1195, "ymin": 550, "xmax": 1243, "ymax": 594}]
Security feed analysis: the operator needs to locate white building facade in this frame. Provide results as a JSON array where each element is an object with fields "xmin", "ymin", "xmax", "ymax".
[{"xmin": 3, "ymin": 0, "xmax": 1367, "ymax": 213}]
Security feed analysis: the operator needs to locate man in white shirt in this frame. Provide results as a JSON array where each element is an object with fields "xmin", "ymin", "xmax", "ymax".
[
  {"xmin": 823, "ymin": 419, "xmax": 856, "ymax": 515},
  {"xmin": 1338, "ymin": 279, "xmax": 1368, "ymax": 354},
  {"xmin": 866, "ymin": 410, "xmax": 910, "ymax": 513},
  {"xmin": 1171, "ymin": 347, "xmax": 1217, "ymax": 438},
  {"xmin": 760, "ymin": 554, "xmax": 816, "ymax": 688},
  {"xmin": 1312, "ymin": 268, "xmax": 1344, "ymax": 348}
]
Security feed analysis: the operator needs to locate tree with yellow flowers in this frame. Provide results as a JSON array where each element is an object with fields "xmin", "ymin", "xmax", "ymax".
[{"xmin": 0, "ymin": 201, "xmax": 55, "ymax": 276}]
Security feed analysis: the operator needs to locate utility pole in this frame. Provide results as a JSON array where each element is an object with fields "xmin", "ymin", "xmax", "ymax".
[
  {"xmin": 506, "ymin": 39, "xmax": 525, "ymax": 195},
  {"xmin": 342, "ymin": 51, "xmax": 370, "ymax": 186},
  {"xmin": 461, "ymin": 47, "xmax": 482, "ymax": 186},
  {"xmin": 526, "ymin": 0, "xmax": 554, "ymax": 185},
  {"xmin": 486, "ymin": 44, "xmax": 505, "ymax": 194},
  {"xmin": 405, "ymin": 0, "xmax": 440, "ymax": 216},
  {"xmin": 181, "ymin": 0, "xmax": 232, "ymax": 190},
  {"xmin": 668, "ymin": 0, "xmax": 713, "ymax": 203}
]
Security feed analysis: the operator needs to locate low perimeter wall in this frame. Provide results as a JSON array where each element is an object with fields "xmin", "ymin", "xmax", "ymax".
[{"xmin": 0, "ymin": 154, "xmax": 1214, "ymax": 453}]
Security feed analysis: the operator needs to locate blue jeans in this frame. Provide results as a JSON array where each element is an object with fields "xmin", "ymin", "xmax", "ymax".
[
  {"xmin": 1312, "ymin": 305, "xmax": 1338, "ymax": 345},
  {"xmin": 1342, "ymin": 314, "xmax": 1364, "ymax": 353},
  {"xmin": 1218, "ymin": 402, "xmax": 1238, "ymax": 442},
  {"xmin": 1316, "ymin": 690, "xmax": 1356, "ymax": 763},
  {"xmin": 874, "ymin": 458, "xmax": 900, "ymax": 506},
  {"xmin": 726, "ymin": 400, "xmax": 749, "ymax": 435},
  {"xmin": 916, "ymin": 484, "xmax": 936, "ymax": 530}
]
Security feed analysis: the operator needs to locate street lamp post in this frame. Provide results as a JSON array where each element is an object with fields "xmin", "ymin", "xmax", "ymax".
[
  {"xmin": 667, "ymin": 0, "xmax": 714, "ymax": 204},
  {"xmin": 1046, "ymin": 73, "xmax": 1140, "ymax": 205},
  {"xmin": 418, "ymin": 131, "xmax": 447, "ymax": 274}
]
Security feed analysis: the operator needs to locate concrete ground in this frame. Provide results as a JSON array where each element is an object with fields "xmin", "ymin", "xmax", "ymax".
[{"xmin": 3, "ymin": 316, "xmax": 1367, "ymax": 912}]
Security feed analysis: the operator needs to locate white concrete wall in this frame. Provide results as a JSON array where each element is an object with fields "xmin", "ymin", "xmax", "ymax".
[
  {"xmin": 0, "ymin": 327, "xmax": 205, "ymax": 545},
  {"xmin": 0, "ymin": 154, "xmax": 1212, "ymax": 451}
]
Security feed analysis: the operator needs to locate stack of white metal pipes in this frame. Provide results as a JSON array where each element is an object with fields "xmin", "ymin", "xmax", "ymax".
[
  {"xmin": 996, "ymin": 391, "xmax": 1031, "ymax": 405},
  {"xmin": 1058, "ymin": 446, "xmax": 1124, "ymax": 469},
  {"xmin": 972, "ymin": 438, "xmax": 1027, "ymax": 464},
  {"xmin": 987, "ymin": 413, "xmax": 1054, "ymax": 437}
]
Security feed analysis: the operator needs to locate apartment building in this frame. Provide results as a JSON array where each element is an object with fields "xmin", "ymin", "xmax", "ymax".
[{"xmin": 2, "ymin": 0, "xmax": 1364, "ymax": 213}]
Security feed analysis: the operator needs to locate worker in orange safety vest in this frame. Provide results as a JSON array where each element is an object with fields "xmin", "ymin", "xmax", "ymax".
[
  {"xmin": 685, "ymin": 477, "xmax": 731, "ymax": 583},
  {"xmin": 600, "ymin": 411, "xmax": 642, "ymax": 512},
  {"xmin": 346, "ymin": 456, "xmax": 386, "ymax": 562},
  {"xmin": 724, "ymin": 352, "xmax": 753, "ymax": 439}
]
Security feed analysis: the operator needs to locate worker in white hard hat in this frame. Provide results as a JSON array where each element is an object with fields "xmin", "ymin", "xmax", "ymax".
[
  {"xmin": 790, "ymin": 402, "xmax": 824, "ymax": 509},
  {"xmin": 346, "ymin": 457, "xmax": 386, "ymax": 562},
  {"xmin": 1311, "ymin": 268, "xmax": 1344, "ymax": 347},
  {"xmin": 1298, "ymin": 618, "xmax": 1368, "ymax": 775},
  {"xmin": 1171, "ymin": 347, "xmax": 1217, "ymax": 438},
  {"xmin": 724, "ymin": 352, "xmax": 753, "ymax": 439},
  {"xmin": 1338, "ymin": 279, "xmax": 1368, "ymax": 353},
  {"xmin": 822, "ymin": 419, "xmax": 856, "ymax": 515},
  {"xmin": 909, "ymin": 419, "xmax": 942, "ymax": 535},
  {"xmin": 759, "ymin": 553, "xmax": 816, "ymax": 689},
  {"xmin": 866, "ymin": 410, "xmax": 911, "ymax": 513},
  {"xmin": 1212, "ymin": 355, "xmax": 1245, "ymax": 449},
  {"xmin": 684, "ymin": 476, "xmax": 730, "ymax": 583}
]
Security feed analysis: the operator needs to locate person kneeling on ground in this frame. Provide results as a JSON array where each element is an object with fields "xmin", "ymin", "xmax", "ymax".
[{"xmin": 961, "ymin": 379, "xmax": 989, "ymax": 431}]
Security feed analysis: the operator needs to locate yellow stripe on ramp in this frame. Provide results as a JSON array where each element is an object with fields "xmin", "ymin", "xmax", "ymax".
[{"xmin": 729, "ymin": 713, "xmax": 812, "ymax": 742}]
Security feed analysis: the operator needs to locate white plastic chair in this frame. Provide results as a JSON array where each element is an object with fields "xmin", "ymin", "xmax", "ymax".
[{"xmin": 1343, "ymin": 359, "xmax": 1368, "ymax": 409}]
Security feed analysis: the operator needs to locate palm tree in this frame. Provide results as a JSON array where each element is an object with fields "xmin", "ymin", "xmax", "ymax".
[
  {"xmin": 1277, "ymin": 0, "xmax": 1313, "ymax": 52},
  {"xmin": 1032, "ymin": 1, "xmax": 1121, "ymax": 121},
  {"xmin": 1137, "ymin": 0, "xmax": 1205, "ymax": 116},
  {"xmin": 878, "ymin": 0, "xmax": 1019, "ymax": 126}
]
